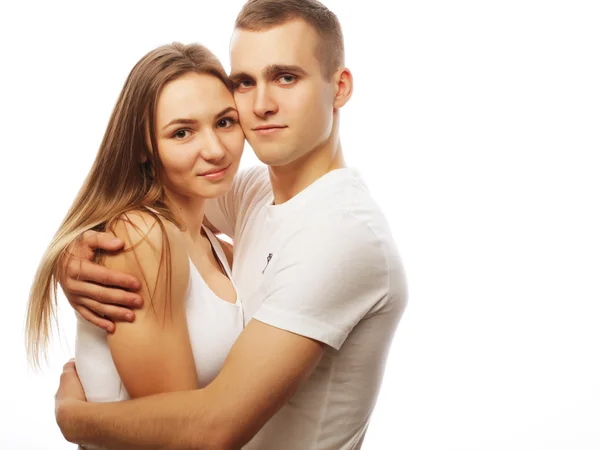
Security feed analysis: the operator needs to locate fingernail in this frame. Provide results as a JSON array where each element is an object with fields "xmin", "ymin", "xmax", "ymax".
[
  {"xmin": 125, "ymin": 312, "xmax": 134, "ymax": 321},
  {"xmin": 132, "ymin": 297, "xmax": 142, "ymax": 307},
  {"xmin": 112, "ymin": 239, "xmax": 122, "ymax": 245},
  {"xmin": 106, "ymin": 324, "xmax": 114, "ymax": 333}
]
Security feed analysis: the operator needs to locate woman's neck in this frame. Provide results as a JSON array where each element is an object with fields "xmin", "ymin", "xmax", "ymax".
[{"xmin": 164, "ymin": 192, "xmax": 206, "ymax": 243}]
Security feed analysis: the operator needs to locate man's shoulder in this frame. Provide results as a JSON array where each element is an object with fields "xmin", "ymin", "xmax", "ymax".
[
  {"xmin": 280, "ymin": 177, "xmax": 403, "ymax": 288},
  {"xmin": 234, "ymin": 165, "xmax": 270, "ymax": 193},
  {"xmin": 282, "ymin": 205, "xmax": 392, "ymax": 271},
  {"xmin": 299, "ymin": 205, "xmax": 406, "ymax": 318},
  {"xmin": 232, "ymin": 165, "xmax": 272, "ymax": 214},
  {"xmin": 310, "ymin": 168, "xmax": 385, "ymax": 214},
  {"xmin": 299, "ymin": 186, "xmax": 392, "ymax": 251}
]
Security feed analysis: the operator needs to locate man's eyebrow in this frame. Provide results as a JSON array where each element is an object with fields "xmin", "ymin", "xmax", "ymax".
[
  {"xmin": 229, "ymin": 71, "xmax": 253, "ymax": 83},
  {"xmin": 263, "ymin": 64, "xmax": 308, "ymax": 77},
  {"xmin": 229, "ymin": 65, "xmax": 308, "ymax": 83}
]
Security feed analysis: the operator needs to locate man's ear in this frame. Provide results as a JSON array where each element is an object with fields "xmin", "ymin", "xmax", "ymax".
[{"xmin": 333, "ymin": 67, "xmax": 353, "ymax": 109}]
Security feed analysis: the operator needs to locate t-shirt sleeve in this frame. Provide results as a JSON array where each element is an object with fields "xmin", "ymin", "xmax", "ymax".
[
  {"xmin": 253, "ymin": 216, "xmax": 390, "ymax": 350},
  {"xmin": 205, "ymin": 165, "xmax": 270, "ymax": 239}
]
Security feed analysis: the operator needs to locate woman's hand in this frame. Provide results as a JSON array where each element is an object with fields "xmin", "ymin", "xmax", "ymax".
[{"xmin": 59, "ymin": 230, "xmax": 143, "ymax": 332}]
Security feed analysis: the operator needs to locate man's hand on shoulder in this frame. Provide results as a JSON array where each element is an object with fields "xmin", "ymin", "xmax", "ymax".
[{"xmin": 59, "ymin": 230, "xmax": 143, "ymax": 332}]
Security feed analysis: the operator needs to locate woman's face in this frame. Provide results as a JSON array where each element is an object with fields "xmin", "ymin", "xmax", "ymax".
[{"xmin": 154, "ymin": 72, "xmax": 244, "ymax": 201}]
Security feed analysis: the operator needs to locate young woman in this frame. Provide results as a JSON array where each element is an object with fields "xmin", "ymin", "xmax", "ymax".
[{"xmin": 26, "ymin": 43, "xmax": 245, "ymax": 406}]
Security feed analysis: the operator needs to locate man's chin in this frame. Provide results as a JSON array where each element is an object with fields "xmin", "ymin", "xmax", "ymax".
[{"xmin": 253, "ymin": 149, "xmax": 295, "ymax": 167}]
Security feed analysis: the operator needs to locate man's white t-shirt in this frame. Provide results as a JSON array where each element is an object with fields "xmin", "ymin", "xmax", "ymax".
[{"xmin": 206, "ymin": 165, "xmax": 407, "ymax": 450}]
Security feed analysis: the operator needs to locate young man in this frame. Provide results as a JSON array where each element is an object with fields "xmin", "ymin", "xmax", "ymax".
[{"xmin": 55, "ymin": 1, "xmax": 407, "ymax": 448}]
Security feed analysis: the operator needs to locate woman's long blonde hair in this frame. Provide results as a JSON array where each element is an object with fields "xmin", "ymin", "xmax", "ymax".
[{"xmin": 26, "ymin": 42, "xmax": 231, "ymax": 368}]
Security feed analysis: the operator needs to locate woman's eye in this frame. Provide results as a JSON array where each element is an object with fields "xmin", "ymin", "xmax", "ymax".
[
  {"xmin": 173, "ymin": 129, "xmax": 191, "ymax": 139},
  {"xmin": 217, "ymin": 117, "xmax": 238, "ymax": 128}
]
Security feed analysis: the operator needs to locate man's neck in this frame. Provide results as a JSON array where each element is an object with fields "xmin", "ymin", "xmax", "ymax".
[{"xmin": 269, "ymin": 135, "xmax": 346, "ymax": 205}]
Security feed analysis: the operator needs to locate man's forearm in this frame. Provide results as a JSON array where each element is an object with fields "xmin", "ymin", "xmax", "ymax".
[{"xmin": 57, "ymin": 389, "xmax": 230, "ymax": 450}]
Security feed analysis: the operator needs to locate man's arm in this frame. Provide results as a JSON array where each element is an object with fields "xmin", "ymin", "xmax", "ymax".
[
  {"xmin": 55, "ymin": 209, "xmax": 383, "ymax": 449},
  {"xmin": 58, "ymin": 167, "xmax": 269, "ymax": 331},
  {"xmin": 57, "ymin": 319, "xmax": 324, "ymax": 450},
  {"xmin": 203, "ymin": 165, "xmax": 271, "ymax": 240},
  {"xmin": 60, "ymin": 230, "xmax": 143, "ymax": 331}
]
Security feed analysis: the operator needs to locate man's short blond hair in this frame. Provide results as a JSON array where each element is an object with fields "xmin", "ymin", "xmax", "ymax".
[{"xmin": 235, "ymin": 0, "xmax": 345, "ymax": 78}]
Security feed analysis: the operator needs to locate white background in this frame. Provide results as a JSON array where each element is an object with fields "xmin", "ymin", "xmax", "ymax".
[{"xmin": 1, "ymin": 1, "xmax": 599, "ymax": 448}]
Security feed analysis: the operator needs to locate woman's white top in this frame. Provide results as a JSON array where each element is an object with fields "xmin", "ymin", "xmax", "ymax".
[{"xmin": 74, "ymin": 226, "xmax": 244, "ymax": 404}]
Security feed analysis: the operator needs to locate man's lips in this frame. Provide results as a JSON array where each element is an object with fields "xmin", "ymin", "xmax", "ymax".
[
  {"xmin": 252, "ymin": 124, "xmax": 287, "ymax": 135},
  {"xmin": 252, "ymin": 124, "xmax": 287, "ymax": 131}
]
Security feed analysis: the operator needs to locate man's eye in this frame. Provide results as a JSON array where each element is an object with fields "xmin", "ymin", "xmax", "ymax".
[
  {"xmin": 235, "ymin": 80, "xmax": 253, "ymax": 90},
  {"xmin": 278, "ymin": 74, "xmax": 296, "ymax": 84}
]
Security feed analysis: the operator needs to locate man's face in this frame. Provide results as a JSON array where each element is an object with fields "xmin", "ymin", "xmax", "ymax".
[{"xmin": 230, "ymin": 19, "xmax": 337, "ymax": 167}]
